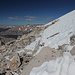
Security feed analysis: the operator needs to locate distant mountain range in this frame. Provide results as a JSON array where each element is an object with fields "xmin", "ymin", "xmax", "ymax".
[{"xmin": 0, "ymin": 24, "xmax": 43, "ymax": 45}]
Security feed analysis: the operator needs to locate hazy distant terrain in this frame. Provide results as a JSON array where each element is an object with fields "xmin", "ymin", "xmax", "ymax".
[{"xmin": 0, "ymin": 24, "xmax": 43, "ymax": 45}]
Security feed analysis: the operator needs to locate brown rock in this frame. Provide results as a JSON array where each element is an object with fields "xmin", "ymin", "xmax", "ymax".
[
  {"xmin": 10, "ymin": 53, "xmax": 21, "ymax": 70},
  {"xmin": 0, "ymin": 45, "xmax": 5, "ymax": 50}
]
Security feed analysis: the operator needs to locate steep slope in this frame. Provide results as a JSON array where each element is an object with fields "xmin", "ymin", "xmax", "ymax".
[
  {"xmin": 29, "ymin": 10, "xmax": 75, "ymax": 75},
  {"xmin": 40, "ymin": 10, "xmax": 75, "ymax": 49},
  {"xmin": 24, "ymin": 10, "xmax": 75, "ymax": 55}
]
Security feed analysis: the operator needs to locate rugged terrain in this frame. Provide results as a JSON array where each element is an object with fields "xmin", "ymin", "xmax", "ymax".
[
  {"xmin": 0, "ymin": 23, "xmax": 52, "ymax": 75},
  {"xmin": 0, "ymin": 10, "xmax": 75, "ymax": 75},
  {"xmin": 0, "ymin": 24, "xmax": 43, "ymax": 45}
]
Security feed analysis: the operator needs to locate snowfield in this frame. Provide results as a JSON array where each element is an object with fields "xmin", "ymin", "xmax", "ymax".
[
  {"xmin": 29, "ymin": 10, "xmax": 75, "ymax": 75},
  {"xmin": 40, "ymin": 10, "xmax": 75, "ymax": 49},
  {"xmin": 30, "ymin": 52, "xmax": 75, "ymax": 75}
]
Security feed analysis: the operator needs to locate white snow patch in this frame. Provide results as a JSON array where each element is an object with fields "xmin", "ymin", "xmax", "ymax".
[
  {"xmin": 64, "ymin": 45, "xmax": 75, "ymax": 51},
  {"xmin": 40, "ymin": 10, "xmax": 75, "ymax": 49},
  {"xmin": 33, "ymin": 46, "xmax": 43, "ymax": 56},
  {"xmin": 27, "ymin": 52, "xmax": 32, "ymax": 54},
  {"xmin": 24, "ymin": 37, "xmax": 41, "ymax": 51},
  {"xmin": 25, "ymin": 42, "xmax": 36, "ymax": 51},
  {"xmin": 16, "ymin": 49, "xmax": 25, "ymax": 54},
  {"xmin": 12, "ymin": 72, "xmax": 19, "ymax": 75},
  {"xmin": 5, "ymin": 56, "xmax": 10, "ymax": 60},
  {"xmin": 30, "ymin": 52, "xmax": 75, "ymax": 75},
  {"xmin": 20, "ymin": 70, "xmax": 23, "ymax": 72}
]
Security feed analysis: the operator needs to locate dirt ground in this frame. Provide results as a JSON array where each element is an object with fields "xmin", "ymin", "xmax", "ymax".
[{"xmin": 21, "ymin": 46, "xmax": 63, "ymax": 75}]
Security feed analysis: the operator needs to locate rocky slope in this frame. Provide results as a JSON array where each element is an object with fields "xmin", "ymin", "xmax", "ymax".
[
  {"xmin": 0, "ymin": 24, "xmax": 50, "ymax": 75},
  {"xmin": 0, "ymin": 10, "xmax": 75, "ymax": 75},
  {"xmin": 22, "ymin": 10, "xmax": 75, "ymax": 75}
]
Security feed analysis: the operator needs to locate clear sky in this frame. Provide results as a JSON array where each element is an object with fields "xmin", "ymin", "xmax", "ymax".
[{"xmin": 0, "ymin": 0, "xmax": 75, "ymax": 26}]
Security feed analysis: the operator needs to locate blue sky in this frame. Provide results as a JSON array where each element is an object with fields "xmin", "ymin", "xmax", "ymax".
[{"xmin": 0, "ymin": 0, "xmax": 75, "ymax": 26}]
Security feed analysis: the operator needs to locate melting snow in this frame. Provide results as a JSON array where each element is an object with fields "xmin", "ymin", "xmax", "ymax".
[
  {"xmin": 5, "ymin": 56, "xmax": 10, "ymax": 60},
  {"xmin": 12, "ymin": 72, "xmax": 19, "ymax": 75},
  {"xmin": 40, "ymin": 10, "xmax": 75, "ymax": 49},
  {"xmin": 24, "ymin": 37, "xmax": 41, "ymax": 51},
  {"xmin": 29, "ymin": 10, "xmax": 75, "ymax": 75},
  {"xmin": 30, "ymin": 52, "xmax": 75, "ymax": 75}
]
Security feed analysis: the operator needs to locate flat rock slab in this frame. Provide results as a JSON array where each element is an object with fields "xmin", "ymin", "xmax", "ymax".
[
  {"xmin": 21, "ymin": 46, "xmax": 63, "ymax": 75},
  {"xmin": 10, "ymin": 53, "xmax": 21, "ymax": 70},
  {"xmin": 70, "ymin": 46, "xmax": 75, "ymax": 55}
]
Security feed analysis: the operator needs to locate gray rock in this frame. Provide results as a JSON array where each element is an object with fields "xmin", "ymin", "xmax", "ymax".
[
  {"xmin": 5, "ymin": 72, "xmax": 12, "ymax": 75},
  {"xmin": 70, "ymin": 46, "xmax": 75, "ymax": 55},
  {"xmin": 0, "ymin": 41, "xmax": 1, "ymax": 46}
]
